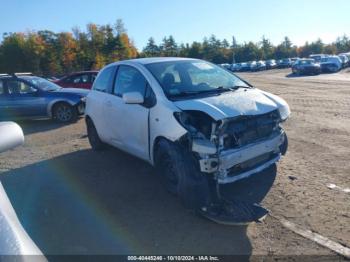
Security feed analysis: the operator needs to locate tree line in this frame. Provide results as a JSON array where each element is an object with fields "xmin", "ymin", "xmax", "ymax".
[{"xmin": 0, "ymin": 19, "xmax": 349, "ymax": 76}]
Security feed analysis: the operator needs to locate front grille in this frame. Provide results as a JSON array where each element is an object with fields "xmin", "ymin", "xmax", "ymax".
[
  {"xmin": 228, "ymin": 152, "xmax": 278, "ymax": 177},
  {"xmin": 222, "ymin": 110, "xmax": 280, "ymax": 149}
]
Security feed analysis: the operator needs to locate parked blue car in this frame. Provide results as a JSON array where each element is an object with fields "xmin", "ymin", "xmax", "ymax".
[{"xmin": 0, "ymin": 74, "xmax": 88, "ymax": 122}]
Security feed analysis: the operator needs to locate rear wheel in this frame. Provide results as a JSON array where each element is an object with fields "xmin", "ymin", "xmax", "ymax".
[
  {"xmin": 86, "ymin": 118, "xmax": 106, "ymax": 151},
  {"xmin": 53, "ymin": 102, "xmax": 77, "ymax": 123},
  {"xmin": 155, "ymin": 139, "xmax": 211, "ymax": 209}
]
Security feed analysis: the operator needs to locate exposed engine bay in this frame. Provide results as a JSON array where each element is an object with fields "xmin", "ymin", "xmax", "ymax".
[{"xmin": 175, "ymin": 109, "xmax": 287, "ymax": 184}]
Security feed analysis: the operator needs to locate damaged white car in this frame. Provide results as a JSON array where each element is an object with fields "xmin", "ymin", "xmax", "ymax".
[{"xmin": 85, "ymin": 57, "xmax": 290, "ymax": 224}]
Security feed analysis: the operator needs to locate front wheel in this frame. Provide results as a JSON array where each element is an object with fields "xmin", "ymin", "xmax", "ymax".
[
  {"xmin": 154, "ymin": 139, "xmax": 211, "ymax": 209},
  {"xmin": 53, "ymin": 103, "xmax": 77, "ymax": 123}
]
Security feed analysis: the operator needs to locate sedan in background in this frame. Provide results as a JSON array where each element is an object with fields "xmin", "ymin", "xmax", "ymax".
[
  {"xmin": 266, "ymin": 59, "xmax": 277, "ymax": 69},
  {"xmin": 277, "ymin": 58, "xmax": 292, "ymax": 68},
  {"xmin": 320, "ymin": 56, "xmax": 342, "ymax": 73},
  {"xmin": 292, "ymin": 59, "xmax": 321, "ymax": 75},
  {"xmin": 54, "ymin": 71, "xmax": 98, "ymax": 89},
  {"xmin": 230, "ymin": 63, "xmax": 241, "ymax": 72},
  {"xmin": 338, "ymin": 54, "xmax": 349, "ymax": 68},
  {"xmin": 309, "ymin": 54, "xmax": 327, "ymax": 63},
  {"xmin": 239, "ymin": 62, "xmax": 251, "ymax": 72},
  {"xmin": 250, "ymin": 60, "xmax": 266, "ymax": 71},
  {"xmin": 0, "ymin": 74, "xmax": 88, "ymax": 122}
]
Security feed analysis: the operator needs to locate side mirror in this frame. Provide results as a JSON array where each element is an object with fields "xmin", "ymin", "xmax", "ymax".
[
  {"xmin": 122, "ymin": 92, "xmax": 144, "ymax": 104},
  {"xmin": 0, "ymin": 122, "xmax": 24, "ymax": 153}
]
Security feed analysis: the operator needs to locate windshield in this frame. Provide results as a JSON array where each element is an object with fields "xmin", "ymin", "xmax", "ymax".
[
  {"xmin": 22, "ymin": 76, "xmax": 61, "ymax": 91},
  {"xmin": 146, "ymin": 60, "xmax": 249, "ymax": 99}
]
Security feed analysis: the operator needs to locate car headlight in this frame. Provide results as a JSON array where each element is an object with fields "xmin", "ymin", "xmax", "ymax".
[
  {"xmin": 174, "ymin": 111, "xmax": 214, "ymax": 139},
  {"xmin": 278, "ymin": 104, "xmax": 291, "ymax": 121},
  {"xmin": 80, "ymin": 97, "xmax": 87, "ymax": 103}
]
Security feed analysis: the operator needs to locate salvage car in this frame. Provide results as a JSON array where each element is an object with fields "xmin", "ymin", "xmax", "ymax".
[
  {"xmin": 85, "ymin": 58, "xmax": 290, "ymax": 224},
  {"xmin": 320, "ymin": 56, "xmax": 342, "ymax": 73},
  {"xmin": 265, "ymin": 59, "xmax": 277, "ymax": 69},
  {"xmin": 309, "ymin": 54, "xmax": 327, "ymax": 63},
  {"xmin": 277, "ymin": 58, "xmax": 292, "ymax": 68},
  {"xmin": 229, "ymin": 63, "xmax": 241, "ymax": 72},
  {"xmin": 292, "ymin": 59, "xmax": 321, "ymax": 75},
  {"xmin": 0, "ymin": 73, "xmax": 88, "ymax": 122},
  {"xmin": 0, "ymin": 122, "xmax": 44, "ymax": 257},
  {"xmin": 54, "ymin": 71, "xmax": 98, "ymax": 90},
  {"xmin": 251, "ymin": 60, "xmax": 267, "ymax": 71},
  {"xmin": 338, "ymin": 54, "xmax": 349, "ymax": 68},
  {"xmin": 239, "ymin": 62, "xmax": 251, "ymax": 72}
]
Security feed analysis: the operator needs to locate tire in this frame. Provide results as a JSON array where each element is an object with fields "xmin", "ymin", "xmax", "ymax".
[
  {"xmin": 154, "ymin": 139, "xmax": 211, "ymax": 209},
  {"xmin": 53, "ymin": 102, "xmax": 77, "ymax": 123},
  {"xmin": 86, "ymin": 118, "xmax": 106, "ymax": 151}
]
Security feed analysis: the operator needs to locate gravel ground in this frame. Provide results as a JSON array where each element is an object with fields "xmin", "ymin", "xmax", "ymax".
[{"xmin": 0, "ymin": 68, "xmax": 349, "ymax": 258}]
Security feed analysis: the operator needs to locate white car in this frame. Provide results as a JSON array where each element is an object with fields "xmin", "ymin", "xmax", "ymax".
[
  {"xmin": 85, "ymin": 57, "xmax": 290, "ymax": 224},
  {"xmin": 0, "ymin": 122, "xmax": 44, "ymax": 257}
]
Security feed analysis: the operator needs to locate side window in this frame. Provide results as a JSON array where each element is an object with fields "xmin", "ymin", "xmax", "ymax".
[
  {"xmin": 113, "ymin": 66, "xmax": 147, "ymax": 97},
  {"xmin": 7, "ymin": 80, "xmax": 36, "ymax": 95},
  {"xmin": 0, "ymin": 80, "xmax": 4, "ymax": 95},
  {"xmin": 72, "ymin": 74, "xmax": 88, "ymax": 84},
  {"xmin": 93, "ymin": 66, "xmax": 115, "ymax": 92},
  {"xmin": 72, "ymin": 75, "xmax": 81, "ymax": 83},
  {"xmin": 63, "ymin": 76, "xmax": 73, "ymax": 83}
]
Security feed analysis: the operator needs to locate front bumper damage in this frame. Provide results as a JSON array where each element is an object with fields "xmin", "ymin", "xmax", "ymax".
[
  {"xmin": 177, "ymin": 109, "xmax": 288, "ymax": 225},
  {"xmin": 195, "ymin": 131, "xmax": 285, "ymax": 184},
  {"xmin": 192, "ymin": 132, "xmax": 285, "ymax": 225}
]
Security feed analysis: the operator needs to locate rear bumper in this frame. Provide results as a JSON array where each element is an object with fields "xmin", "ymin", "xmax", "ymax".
[{"xmin": 199, "ymin": 131, "xmax": 285, "ymax": 184}]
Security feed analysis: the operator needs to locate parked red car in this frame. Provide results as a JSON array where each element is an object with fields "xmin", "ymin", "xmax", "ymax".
[{"xmin": 54, "ymin": 71, "xmax": 98, "ymax": 89}]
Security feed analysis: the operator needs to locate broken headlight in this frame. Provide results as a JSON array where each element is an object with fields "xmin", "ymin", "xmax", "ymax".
[{"xmin": 174, "ymin": 111, "xmax": 214, "ymax": 139}]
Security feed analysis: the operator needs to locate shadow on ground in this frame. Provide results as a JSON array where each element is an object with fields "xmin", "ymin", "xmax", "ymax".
[
  {"xmin": 285, "ymin": 73, "xmax": 318, "ymax": 78},
  {"xmin": 0, "ymin": 147, "xmax": 276, "ymax": 255},
  {"xmin": 16, "ymin": 118, "xmax": 83, "ymax": 135}
]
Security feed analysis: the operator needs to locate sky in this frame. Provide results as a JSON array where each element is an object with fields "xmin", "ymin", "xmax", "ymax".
[{"xmin": 0, "ymin": 0, "xmax": 349, "ymax": 50}]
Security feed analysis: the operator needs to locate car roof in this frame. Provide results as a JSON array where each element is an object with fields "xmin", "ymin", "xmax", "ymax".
[
  {"xmin": 116, "ymin": 57, "xmax": 198, "ymax": 65},
  {"xmin": 68, "ymin": 71, "xmax": 99, "ymax": 75}
]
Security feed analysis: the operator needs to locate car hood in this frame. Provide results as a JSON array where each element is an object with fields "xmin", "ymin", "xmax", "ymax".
[
  {"xmin": 54, "ymin": 88, "xmax": 89, "ymax": 96},
  {"xmin": 174, "ymin": 88, "xmax": 287, "ymax": 121}
]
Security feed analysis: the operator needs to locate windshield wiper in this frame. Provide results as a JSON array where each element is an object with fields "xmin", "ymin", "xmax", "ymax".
[
  {"xmin": 169, "ymin": 85, "xmax": 249, "ymax": 98},
  {"xmin": 228, "ymin": 85, "xmax": 250, "ymax": 90}
]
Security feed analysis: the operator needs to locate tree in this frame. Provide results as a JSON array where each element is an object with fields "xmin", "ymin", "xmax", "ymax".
[
  {"xmin": 160, "ymin": 36, "xmax": 178, "ymax": 56},
  {"xmin": 143, "ymin": 37, "xmax": 160, "ymax": 57},
  {"xmin": 260, "ymin": 36, "xmax": 274, "ymax": 60},
  {"xmin": 235, "ymin": 42, "xmax": 262, "ymax": 62}
]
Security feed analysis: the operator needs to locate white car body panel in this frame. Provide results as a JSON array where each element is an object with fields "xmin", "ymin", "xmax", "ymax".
[
  {"xmin": 0, "ymin": 182, "xmax": 44, "ymax": 257},
  {"xmin": 0, "ymin": 122, "xmax": 45, "ymax": 258},
  {"xmin": 173, "ymin": 88, "xmax": 283, "ymax": 121},
  {"xmin": 0, "ymin": 122, "xmax": 24, "ymax": 153}
]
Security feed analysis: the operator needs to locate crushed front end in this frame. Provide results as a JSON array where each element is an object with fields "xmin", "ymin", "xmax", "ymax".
[{"xmin": 187, "ymin": 109, "xmax": 287, "ymax": 184}]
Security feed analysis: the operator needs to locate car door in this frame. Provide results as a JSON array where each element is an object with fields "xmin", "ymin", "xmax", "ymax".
[
  {"xmin": 5, "ymin": 79, "xmax": 47, "ymax": 117},
  {"xmin": 0, "ymin": 79, "xmax": 11, "ymax": 119},
  {"xmin": 88, "ymin": 66, "xmax": 117, "ymax": 142},
  {"xmin": 105, "ymin": 65, "xmax": 150, "ymax": 161}
]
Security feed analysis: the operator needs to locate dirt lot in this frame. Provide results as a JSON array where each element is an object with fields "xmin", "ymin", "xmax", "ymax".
[{"xmin": 0, "ymin": 68, "xmax": 349, "ymax": 257}]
